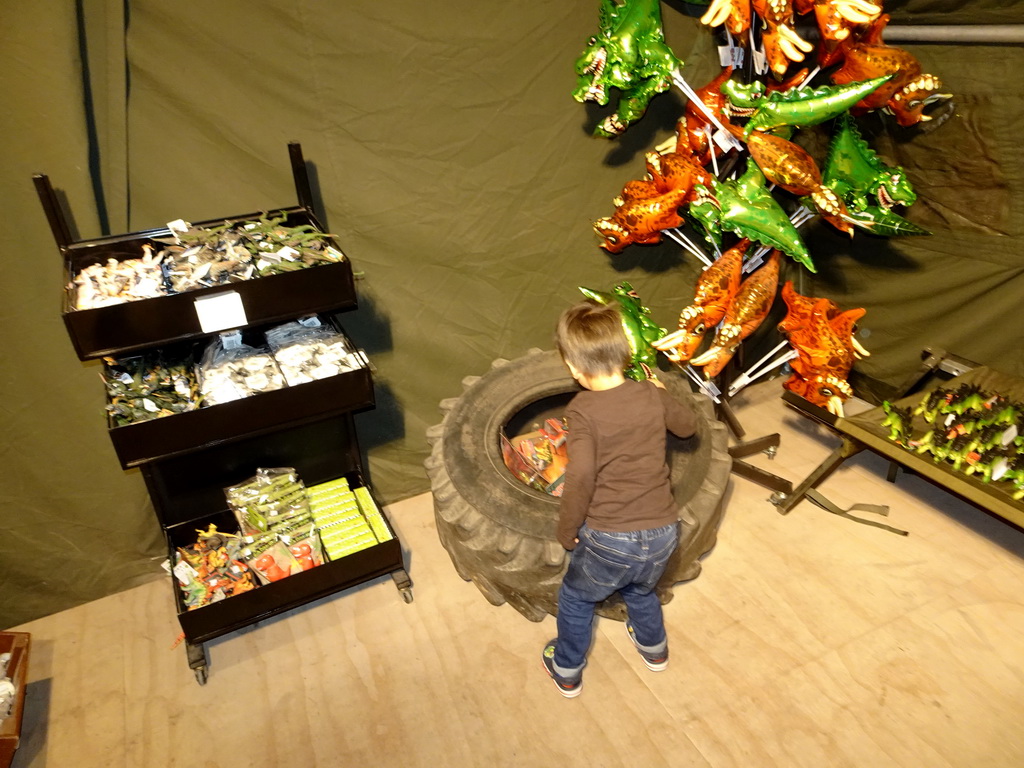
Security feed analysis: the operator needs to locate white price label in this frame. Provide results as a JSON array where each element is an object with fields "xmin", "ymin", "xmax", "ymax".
[
  {"xmin": 173, "ymin": 559, "xmax": 199, "ymax": 586},
  {"xmin": 718, "ymin": 44, "xmax": 743, "ymax": 68},
  {"xmin": 220, "ymin": 329, "xmax": 243, "ymax": 350},
  {"xmin": 713, "ymin": 128, "xmax": 735, "ymax": 152},
  {"xmin": 752, "ymin": 47, "xmax": 767, "ymax": 75},
  {"xmin": 194, "ymin": 291, "xmax": 247, "ymax": 334}
]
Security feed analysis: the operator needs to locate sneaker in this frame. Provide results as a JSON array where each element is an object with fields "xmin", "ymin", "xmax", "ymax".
[
  {"xmin": 541, "ymin": 639, "xmax": 582, "ymax": 698},
  {"xmin": 625, "ymin": 621, "xmax": 668, "ymax": 671}
]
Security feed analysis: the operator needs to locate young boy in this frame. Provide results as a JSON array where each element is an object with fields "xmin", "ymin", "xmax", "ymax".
[{"xmin": 542, "ymin": 299, "xmax": 698, "ymax": 697}]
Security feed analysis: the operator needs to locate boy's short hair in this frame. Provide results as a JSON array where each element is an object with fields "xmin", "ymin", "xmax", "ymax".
[{"xmin": 555, "ymin": 299, "xmax": 631, "ymax": 377}]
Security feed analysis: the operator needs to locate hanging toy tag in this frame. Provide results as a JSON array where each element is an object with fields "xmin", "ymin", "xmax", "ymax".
[
  {"xmin": 718, "ymin": 31, "xmax": 743, "ymax": 68},
  {"xmin": 718, "ymin": 44, "xmax": 743, "ymax": 68},
  {"xmin": 713, "ymin": 128, "xmax": 736, "ymax": 152},
  {"xmin": 750, "ymin": 30, "xmax": 767, "ymax": 75}
]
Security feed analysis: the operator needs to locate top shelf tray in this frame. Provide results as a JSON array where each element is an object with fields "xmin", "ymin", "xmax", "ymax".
[{"xmin": 34, "ymin": 143, "xmax": 355, "ymax": 360}]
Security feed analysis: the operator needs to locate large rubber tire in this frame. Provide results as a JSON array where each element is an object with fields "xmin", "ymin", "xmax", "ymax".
[{"xmin": 424, "ymin": 348, "xmax": 731, "ymax": 622}]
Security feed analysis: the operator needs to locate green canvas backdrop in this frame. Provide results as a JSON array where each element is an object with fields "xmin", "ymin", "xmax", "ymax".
[{"xmin": 2, "ymin": 0, "xmax": 1022, "ymax": 627}]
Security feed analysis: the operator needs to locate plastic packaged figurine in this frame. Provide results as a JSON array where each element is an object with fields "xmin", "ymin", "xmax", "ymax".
[
  {"xmin": 224, "ymin": 467, "xmax": 325, "ymax": 579},
  {"xmin": 103, "ymin": 350, "xmax": 200, "ymax": 425},
  {"xmin": 266, "ymin": 316, "xmax": 364, "ymax": 386},
  {"xmin": 198, "ymin": 331, "xmax": 286, "ymax": 406}
]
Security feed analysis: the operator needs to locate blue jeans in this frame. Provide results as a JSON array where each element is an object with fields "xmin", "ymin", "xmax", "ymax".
[{"xmin": 552, "ymin": 522, "xmax": 680, "ymax": 678}]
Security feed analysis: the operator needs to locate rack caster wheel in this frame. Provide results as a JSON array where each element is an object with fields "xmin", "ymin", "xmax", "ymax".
[
  {"xmin": 186, "ymin": 641, "xmax": 208, "ymax": 686},
  {"xmin": 769, "ymin": 491, "xmax": 787, "ymax": 507},
  {"xmin": 391, "ymin": 569, "xmax": 413, "ymax": 604},
  {"xmin": 764, "ymin": 446, "xmax": 778, "ymax": 460}
]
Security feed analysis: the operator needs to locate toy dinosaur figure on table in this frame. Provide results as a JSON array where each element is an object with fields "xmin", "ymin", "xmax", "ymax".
[{"xmin": 881, "ymin": 400, "xmax": 913, "ymax": 445}]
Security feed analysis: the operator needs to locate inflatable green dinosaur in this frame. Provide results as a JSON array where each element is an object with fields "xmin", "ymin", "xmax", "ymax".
[{"xmin": 573, "ymin": 0, "xmax": 683, "ymax": 138}]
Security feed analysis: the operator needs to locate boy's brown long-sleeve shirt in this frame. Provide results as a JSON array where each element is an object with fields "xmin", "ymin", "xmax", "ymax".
[{"xmin": 556, "ymin": 379, "xmax": 697, "ymax": 550}]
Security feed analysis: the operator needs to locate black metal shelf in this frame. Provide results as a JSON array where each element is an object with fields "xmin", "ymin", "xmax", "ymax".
[{"xmin": 39, "ymin": 143, "xmax": 411, "ymax": 684}]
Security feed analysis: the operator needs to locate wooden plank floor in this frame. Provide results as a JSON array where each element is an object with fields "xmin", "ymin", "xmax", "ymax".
[{"xmin": 10, "ymin": 379, "xmax": 1024, "ymax": 767}]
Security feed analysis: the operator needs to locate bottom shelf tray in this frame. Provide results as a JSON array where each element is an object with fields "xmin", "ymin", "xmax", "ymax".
[{"xmin": 166, "ymin": 480, "xmax": 404, "ymax": 646}]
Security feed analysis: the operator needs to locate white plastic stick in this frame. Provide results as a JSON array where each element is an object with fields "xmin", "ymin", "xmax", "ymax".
[
  {"xmin": 705, "ymin": 125, "xmax": 720, "ymax": 177},
  {"xmin": 798, "ymin": 66, "xmax": 820, "ymax": 89},
  {"xmin": 748, "ymin": 339, "xmax": 791, "ymax": 375},
  {"xmin": 665, "ymin": 228, "xmax": 713, "ymax": 267},
  {"xmin": 728, "ymin": 348, "xmax": 798, "ymax": 397},
  {"xmin": 791, "ymin": 205, "xmax": 813, "ymax": 228},
  {"xmin": 672, "ymin": 71, "xmax": 742, "ymax": 151},
  {"xmin": 663, "ymin": 227, "xmax": 702, "ymax": 259},
  {"xmin": 682, "ymin": 363, "xmax": 721, "ymax": 402},
  {"xmin": 745, "ymin": 246, "xmax": 769, "ymax": 273}
]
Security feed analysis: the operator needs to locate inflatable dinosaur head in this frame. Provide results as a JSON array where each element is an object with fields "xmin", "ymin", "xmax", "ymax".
[
  {"xmin": 784, "ymin": 372, "xmax": 855, "ymax": 416},
  {"xmin": 887, "ymin": 73, "xmax": 952, "ymax": 127},
  {"xmin": 873, "ymin": 168, "xmax": 917, "ymax": 209}
]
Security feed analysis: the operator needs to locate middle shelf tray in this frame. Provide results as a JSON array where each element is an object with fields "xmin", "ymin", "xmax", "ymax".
[{"xmin": 104, "ymin": 322, "xmax": 373, "ymax": 468}]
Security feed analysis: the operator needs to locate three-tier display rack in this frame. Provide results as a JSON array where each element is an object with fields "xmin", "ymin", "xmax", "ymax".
[{"xmin": 34, "ymin": 143, "xmax": 412, "ymax": 684}]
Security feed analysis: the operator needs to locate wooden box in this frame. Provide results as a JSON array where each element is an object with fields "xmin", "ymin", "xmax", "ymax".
[{"xmin": 0, "ymin": 632, "xmax": 30, "ymax": 768}]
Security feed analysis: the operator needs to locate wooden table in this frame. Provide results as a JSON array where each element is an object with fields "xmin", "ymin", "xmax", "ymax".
[{"xmin": 775, "ymin": 367, "xmax": 1024, "ymax": 531}]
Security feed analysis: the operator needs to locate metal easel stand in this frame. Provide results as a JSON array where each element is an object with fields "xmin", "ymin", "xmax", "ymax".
[
  {"xmin": 769, "ymin": 348, "xmax": 963, "ymax": 519},
  {"xmin": 678, "ymin": 339, "xmax": 797, "ymax": 496},
  {"xmin": 770, "ymin": 431, "xmax": 863, "ymax": 514},
  {"xmin": 769, "ymin": 403, "xmax": 906, "ymax": 536}
]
